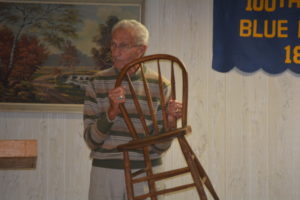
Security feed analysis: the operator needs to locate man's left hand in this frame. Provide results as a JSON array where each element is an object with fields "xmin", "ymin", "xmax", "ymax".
[{"xmin": 167, "ymin": 99, "xmax": 182, "ymax": 122}]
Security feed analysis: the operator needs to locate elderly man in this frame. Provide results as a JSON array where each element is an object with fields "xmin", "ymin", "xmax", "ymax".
[{"xmin": 83, "ymin": 19, "xmax": 181, "ymax": 200}]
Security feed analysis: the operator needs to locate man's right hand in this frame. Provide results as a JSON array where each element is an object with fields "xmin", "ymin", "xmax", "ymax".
[{"xmin": 107, "ymin": 86, "xmax": 126, "ymax": 120}]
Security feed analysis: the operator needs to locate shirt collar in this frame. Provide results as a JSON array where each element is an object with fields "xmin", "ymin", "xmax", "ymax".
[{"xmin": 114, "ymin": 64, "xmax": 147, "ymax": 81}]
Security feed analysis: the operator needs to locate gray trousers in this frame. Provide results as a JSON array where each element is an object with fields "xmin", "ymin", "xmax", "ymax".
[{"xmin": 88, "ymin": 166, "xmax": 165, "ymax": 200}]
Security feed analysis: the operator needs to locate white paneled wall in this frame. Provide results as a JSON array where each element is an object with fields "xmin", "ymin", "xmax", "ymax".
[
  {"xmin": 1, "ymin": 0, "xmax": 300, "ymax": 200},
  {"xmin": 0, "ymin": 112, "xmax": 91, "ymax": 200}
]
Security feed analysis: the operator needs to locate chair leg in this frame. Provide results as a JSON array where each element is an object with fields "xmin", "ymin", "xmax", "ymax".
[
  {"xmin": 143, "ymin": 146, "xmax": 158, "ymax": 200},
  {"xmin": 194, "ymin": 159, "xmax": 219, "ymax": 200},
  {"xmin": 123, "ymin": 151, "xmax": 135, "ymax": 200},
  {"xmin": 181, "ymin": 137, "xmax": 220, "ymax": 200},
  {"xmin": 178, "ymin": 136, "xmax": 207, "ymax": 200},
  {"xmin": 189, "ymin": 149, "xmax": 220, "ymax": 200}
]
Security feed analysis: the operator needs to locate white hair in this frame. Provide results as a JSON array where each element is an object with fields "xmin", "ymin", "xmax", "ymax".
[{"xmin": 112, "ymin": 19, "xmax": 149, "ymax": 46}]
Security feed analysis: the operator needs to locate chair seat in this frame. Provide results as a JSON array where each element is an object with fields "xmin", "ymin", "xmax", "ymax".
[{"xmin": 117, "ymin": 126, "xmax": 191, "ymax": 151}]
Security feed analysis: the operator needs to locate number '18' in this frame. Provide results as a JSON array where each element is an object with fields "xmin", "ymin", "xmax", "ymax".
[{"xmin": 284, "ymin": 45, "xmax": 300, "ymax": 64}]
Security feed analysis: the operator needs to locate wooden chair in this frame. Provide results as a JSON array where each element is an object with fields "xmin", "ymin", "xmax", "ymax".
[{"xmin": 115, "ymin": 54, "xmax": 219, "ymax": 200}]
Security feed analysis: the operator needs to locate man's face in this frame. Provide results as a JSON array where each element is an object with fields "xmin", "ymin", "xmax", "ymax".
[{"xmin": 111, "ymin": 28, "xmax": 146, "ymax": 70}]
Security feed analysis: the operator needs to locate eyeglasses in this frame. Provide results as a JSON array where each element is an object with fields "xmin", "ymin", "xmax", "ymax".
[{"xmin": 110, "ymin": 42, "xmax": 140, "ymax": 51}]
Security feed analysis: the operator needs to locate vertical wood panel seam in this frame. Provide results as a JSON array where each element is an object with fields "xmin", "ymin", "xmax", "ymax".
[
  {"xmin": 46, "ymin": 113, "xmax": 49, "ymax": 200},
  {"xmin": 63, "ymin": 114, "xmax": 66, "ymax": 200},
  {"xmin": 224, "ymin": 73, "xmax": 228, "ymax": 200},
  {"xmin": 266, "ymin": 76, "xmax": 270, "ymax": 200}
]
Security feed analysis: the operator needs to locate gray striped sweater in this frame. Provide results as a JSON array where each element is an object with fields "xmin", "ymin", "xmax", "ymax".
[{"xmin": 83, "ymin": 66, "xmax": 172, "ymax": 169}]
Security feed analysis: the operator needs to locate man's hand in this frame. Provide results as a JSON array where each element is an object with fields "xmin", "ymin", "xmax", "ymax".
[
  {"xmin": 167, "ymin": 99, "xmax": 183, "ymax": 123},
  {"xmin": 108, "ymin": 86, "xmax": 126, "ymax": 120}
]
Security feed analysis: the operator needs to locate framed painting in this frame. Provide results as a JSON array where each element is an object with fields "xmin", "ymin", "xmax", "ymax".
[{"xmin": 0, "ymin": 0, "xmax": 144, "ymax": 113}]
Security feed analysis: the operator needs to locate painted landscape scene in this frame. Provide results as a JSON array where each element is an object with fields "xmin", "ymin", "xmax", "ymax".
[{"xmin": 0, "ymin": 1, "xmax": 141, "ymax": 104}]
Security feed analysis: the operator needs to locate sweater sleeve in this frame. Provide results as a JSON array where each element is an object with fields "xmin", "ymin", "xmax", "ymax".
[{"xmin": 83, "ymin": 79, "xmax": 114, "ymax": 150}]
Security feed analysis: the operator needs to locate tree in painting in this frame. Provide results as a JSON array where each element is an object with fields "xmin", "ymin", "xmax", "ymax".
[
  {"xmin": 59, "ymin": 40, "xmax": 80, "ymax": 74},
  {"xmin": 91, "ymin": 16, "xmax": 119, "ymax": 70},
  {"xmin": 0, "ymin": 26, "xmax": 49, "ymax": 102},
  {"xmin": 0, "ymin": 2, "xmax": 82, "ymax": 102}
]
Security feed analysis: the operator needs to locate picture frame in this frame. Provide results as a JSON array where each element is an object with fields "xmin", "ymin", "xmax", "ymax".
[{"xmin": 0, "ymin": 0, "xmax": 144, "ymax": 113}]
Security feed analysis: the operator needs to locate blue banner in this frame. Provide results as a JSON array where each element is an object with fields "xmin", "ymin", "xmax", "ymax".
[{"xmin": 212, "ymin": 0, "xmax": 300, "ymax": 74}]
